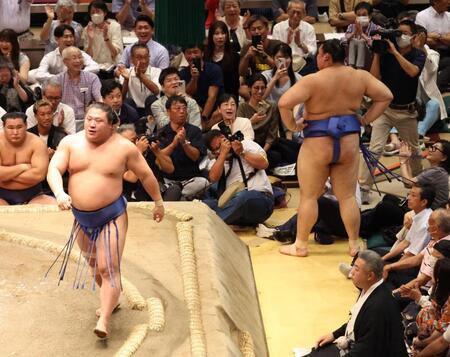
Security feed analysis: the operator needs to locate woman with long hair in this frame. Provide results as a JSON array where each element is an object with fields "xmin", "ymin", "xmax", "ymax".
[
  {"xmin": 0, "ymin": 29, "xmax": 30, "ymax": 83},
  {"xmin": 205, "ymin": 20, "xmax": 240, "ymax": 99}
]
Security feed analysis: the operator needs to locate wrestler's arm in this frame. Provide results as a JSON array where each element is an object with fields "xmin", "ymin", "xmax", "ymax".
[
  {"xmin": 278, "ymin": 78, "xmax": 311, "ymax": 131},
  {"xmin": 47, "ymin": 137, "xmax": 71, "ymax": 209},
  {"xmin": 0, "ymin": 155, "xmax": 30, "ymax": 183},
  {"xmin": 360, "ymin": 71, "xmax": 393, "ymax": 125},
  {"xmin": 12, "ymin": 139, "xmax": 49, "ymax": 185}
]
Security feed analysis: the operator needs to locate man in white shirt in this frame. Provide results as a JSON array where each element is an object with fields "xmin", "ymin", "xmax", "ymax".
[
  {"xmin": 25, "ymin": 79, "xmax": 76, "ymax": 135},
  {"xmin": 203, "ymin": 129, "xmax": 274, "ymax": 226},
  {"xmin": 415, "ymin": 0, "xmax": 450, "ymax": 91},
  {"xmin": 0, "ymin": 106, "xmax": 6, "ymax": 131},
  {"xmin": 0, "ymin": 0, "xmax": 32, "ymax": 36},
  {"xmin": 31, "ymin": 24, "xmax": 100, "ymax": 84},
  {"xmin": 272, "ymin": 0, "xmax": 317, "ymax": 73}
]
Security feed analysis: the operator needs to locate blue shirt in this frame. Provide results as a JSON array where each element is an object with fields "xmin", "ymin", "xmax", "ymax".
[
  {"xmin": 179, "ymin": 62, "xmax": 224, "ymax": 109},
  {"xmin": 112, "ymin": 0, "xmax": 155, "ymax": 31},
  {"xmin": 119, "ymin": 39, "xmax": 170, "ymax": 70}
]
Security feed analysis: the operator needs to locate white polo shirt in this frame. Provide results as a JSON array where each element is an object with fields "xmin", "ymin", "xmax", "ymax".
[
  {"xmin": 126, "ymin": 66, "xmax": 161, "ymax": 108},
  {"xmin": 405, "ymin": 208, "xmax": 433, "ymax": 255}
]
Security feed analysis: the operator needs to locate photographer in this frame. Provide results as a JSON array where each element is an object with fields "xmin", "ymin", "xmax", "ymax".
[
  {"xmin": 203, "ymin": 129, "xmax": 274, "ymax": 226},
  {"xmin": 117, "ymin": 123, "xmax": 179, "ymax": 201},
  {"xmin": 359, "ymin": 20, "xmax": 426, "ymax": 204}
]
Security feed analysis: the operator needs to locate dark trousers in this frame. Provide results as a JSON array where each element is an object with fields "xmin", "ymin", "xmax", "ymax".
[
  {"xmin": 267, "ymin": 138, "xmax": 301, "ymax": 169},
  {"xmin": 306, "ymin": 344, "xmax": 340, "ymax": 357},
  {"xmin": 437, "ymin": 54, "xmax": 450, "ymax": 92}
]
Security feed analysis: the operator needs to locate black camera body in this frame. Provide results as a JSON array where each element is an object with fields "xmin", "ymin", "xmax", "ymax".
[
  {"xmin": 140, "ymin": 131, "xmax": 166, "ymax": 144},
  {"xmin": 371, "ymin": 28, "xmax": 402, "ymax": 55},
  {"xmin": 218, "ymin": 121, "xmax": 244, "ymax": 142}
]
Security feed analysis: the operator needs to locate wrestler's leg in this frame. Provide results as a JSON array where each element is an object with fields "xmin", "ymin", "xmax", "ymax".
[
  {"xmin": 280, "ymin": 137, "xmax": 331, "ymax": 257},
  {"xmin": 28, "ymin": 194, "xmax": 57, "ymax": 205},
  {"xmin": 76, "ymin": 228, "xmax": 102, "ymax": 287},
  {"xmin": 95, "ymin": 211, "xmax": 128, "ymax": 337},
  {"xmin": 330, "ymin": 134, "xmax": 361, "ymax": 257},
  {"xmin": 0, "ymin": 198, "xmax": 9, "ymax": 205}
]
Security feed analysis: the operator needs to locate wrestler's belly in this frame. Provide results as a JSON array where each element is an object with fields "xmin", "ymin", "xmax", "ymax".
[{"xmin": 68, "ymin": 171, "xmax": 124, "ymax": 211}]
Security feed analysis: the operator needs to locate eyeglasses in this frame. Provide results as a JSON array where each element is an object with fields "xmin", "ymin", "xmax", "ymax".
[
  {"xmin": 171, "ymin": 105, "xmax": 187, "ymax": 112},
  {"xmin": 430, "ymin": 145, "xmax": 445, "ymax": 154}
]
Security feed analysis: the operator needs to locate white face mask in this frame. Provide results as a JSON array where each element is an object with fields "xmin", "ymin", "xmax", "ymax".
[
  {"xmin": 91, "ymin": 13, "xmax": 104, "ymax": 25},
  {"xmin": 396, "ymin": 34, "xmax": 412, "ymax": 48},
  {"xmin": 356, "ymin": 16, "xmax": 369, "ymax": 27}
]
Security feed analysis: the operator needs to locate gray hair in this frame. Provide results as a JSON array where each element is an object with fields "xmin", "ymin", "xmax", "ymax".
[
  {"xmin": 61, "ymin": 46, "xmax": 81, "ymax": 60},
  {"xmin": 42, "ymin": 77, "xmax": 62, "ymax": 93},
  {"xmin": 434, "ymin": 208, "xmax": 450, "ymax": 235},
  {"xmin": 117, "ymin": 124, "xmax": 136, "ymax": 134},
  {"xmin": 220, "ymin": 0, "xmax": 241, "ymax": 11},
  {"xmin": 358, "ymin": 250, "xmax": 383, "ymax": 280},
  {"xmin": 55, "ymin": 0, "xmax": 74, "ymax": 12},
  {"xmin": 287, "ymin": 0, "xmax": 306, "ymax": 10}
]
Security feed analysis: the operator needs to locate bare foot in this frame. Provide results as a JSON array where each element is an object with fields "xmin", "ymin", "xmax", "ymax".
[
  {"xmin": 94, "ymin": 320, "xmax": 108, "ymax": 340},
  {"xmin": 96, "ymin": 303, "xmax": 120, "ymax": 318},
  {"xmin": 348, "ymin": 240, "xmax": 360, "ymax": 257},
  {"xmin": 279, "ymin": 243, "xmax": 308, "ymax": 257}
]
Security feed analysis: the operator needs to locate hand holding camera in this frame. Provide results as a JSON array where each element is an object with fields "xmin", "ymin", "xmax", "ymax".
[{"xmin": 136, "ymin": 135, "xmax": 150, "ymax": 153}]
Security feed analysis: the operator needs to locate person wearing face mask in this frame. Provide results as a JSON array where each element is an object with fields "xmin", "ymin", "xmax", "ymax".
[
  {"xmin": 40, "ymin": 0, "xmax": 83, "ymax": 54},
  {"xmin": 359, "ymin": 20, "xmax": 426, "ymax": 205},
  {"xmin": 83, "ymin": 0, "xmax": 123, "ymax": 73},
  {"xmin": 342, "ymin": 2, "xmax": 380, "ymax": 69}
]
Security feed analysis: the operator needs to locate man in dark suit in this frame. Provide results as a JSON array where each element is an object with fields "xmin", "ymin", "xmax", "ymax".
[{"xmin": 307, "ymin": 250, "xmax": 408, "ymax": 357}]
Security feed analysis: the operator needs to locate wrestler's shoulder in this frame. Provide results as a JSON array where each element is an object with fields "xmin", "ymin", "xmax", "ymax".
[{"xmin": 24, "ymin": 132, "xmax": 47, "ymax": 149}]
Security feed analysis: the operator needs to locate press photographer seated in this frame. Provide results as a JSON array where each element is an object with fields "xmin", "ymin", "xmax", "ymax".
[{"xmin": 202, "ymin": 129, "xmax": 274, "ymax": 226}]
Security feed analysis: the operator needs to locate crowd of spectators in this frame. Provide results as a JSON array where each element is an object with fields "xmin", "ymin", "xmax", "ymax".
[{"xmin": 1, "ymin": 0, "xmax": 450, "ymax": 354}]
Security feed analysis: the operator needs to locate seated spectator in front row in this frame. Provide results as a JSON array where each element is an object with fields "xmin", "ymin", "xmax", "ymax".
[
  {"xmin": 101, "ymin": 79, "xmax": 139, "ymax": 125},
  {"xmin": 118, "ymin": 14, "xmax": 169, "ymax": 70},
  {"xmin": 83, "ymin": 0, "xmax": 123, "ymax": 71},
  {"xmin": 32, "ymin": 24, "xmax": 99, "ymax": 84},
  {"xmin": 0, "ymin": 57, "xmax": 34, "ymax": 113},
  {"xmin": 118, "ymin": 44, "xmax": 161, "ymax": 117},
  {"xmin": 117, "ymin": 123, "xmax": 181, "ymax": 201},
  {"xmin": 307, "ymin": 250, "xmax": 408, "ymax": 357},
  {"xmin": 212, "ymin": 93, "xmax": 254, "ymax": 141},
  {"xmin": 415, "ymin": 320, "xmax": 450, "ymax": 356},
  {"xmin": 25, "ymin": 78, "xmax": 76, "ymax": 135},
  {"xmin": 179, "ymin": 43, "xmax": 224, "ymax": 127},
  {"xmin": 0, "ymin": 112, "xmax": 56, "ymax": 205},
  {"xmin": 56, "ymin": 46, "xmax": 102, "ymax": 128},
  {"xmin": 27, "ymin": 100, "xmax": 67, "ymax": 159},
  {"xmin": 158, "ymin": 95, "xmax": 209, "ymax": 200},
  {"xmin": 203, "ymin": 129, "xmax": 274, "ymax": 226},
  {"xmin": 151, "ymin": 67, "xmax": 201, "ymax": 130}
]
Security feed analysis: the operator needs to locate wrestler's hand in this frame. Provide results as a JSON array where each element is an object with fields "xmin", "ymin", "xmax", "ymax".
[
  {"xmin": 153, "ymin": 204, "xmax": 164, "ymax": 222},
  {"xmin": 56, "ymin": 192, "xmax": 72, "ymax": 210},
  {"xmin": 293, "ymin": 117, "xmax": 307, "ymax": 132}
]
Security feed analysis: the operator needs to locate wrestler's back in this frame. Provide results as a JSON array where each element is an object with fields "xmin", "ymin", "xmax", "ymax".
[
  {"xmin": 0, "ymin": 133, "xmax": 46, "ymax": 190},
  {"xmin": 67, "ymin": 133, "xmax": 129, "ymax": 211},
  {"xmin": 303, "ymin": 66, "xmax": 367, "ymax": 120}
]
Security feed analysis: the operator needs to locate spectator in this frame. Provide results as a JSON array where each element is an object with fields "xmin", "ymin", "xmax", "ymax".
[
  {"xmin": 158, "ymin": 95, "xmax": 209, "ymax": 200},
  {"xmin": 40, "ymin": 0, "xmax": 83, "ymax": 54},
  {"xmin": 27, "ymin": 100, "xmax": 67, "ymax": 159},
  {"xmin": 0, "ymin": 57, "xmax": 34, "ymax": 113},
  {"xmin": 205, "ymin": 21, "xmax": 240, "ymax": 99},
  {"xmin": 32, "ymin": 24, "xmax": 100, "ymax": 84},
  {"xmin": 0, "ymin": 29, "xmax": 30, "ymax": 82},
  {"xmin": 179, "ymin": 43, "xmax": 224, "ymax": 124},
  {"xmin": 56, "ymin": 47, "xmax": 102, "ymax": 126},
  {"xmin": 25, "ymin": 78, "xmax": 76, "ymax": 135},
  {"xmin": 212, "ymin": 93, "xmax": 254, "ymax": 141},
  {"xmin": 342, "ymin": 2, "xmax": 380, "ymax": 70},
  {"xmin": 359, "ymin": 20, "xmax": 426, "ymax": 204},
  {"xmin": 0, "ymin": 1, "xmax": 32, "ymax": 38},
  {"xmin": 399, "ymin": 140, "xmax": 450, "ymax": 209},
  {"xmin": 238, "ymin": 74, "xmax": 300, "ymax": 168},
  {"xmin": 205, "ymin": 0, "xmax": 220, "ymax": 29},
  {"xmin": 113, "ymin": 0, "xmax": 155, "ymax": 34},
  {"xmin": 219, "ymin": 0, "xmax": 249, "ymax": 53},
  {"xmin": 119, "ymin": 15, "xmax": 169, "ymax": 70},
  {"xmin": 117, "ymin": 123, "xmax": 179, "ymax": 201},
  {"xmin": 239, "ymin": 15, "xmax": 283, "ymax": 77},
  {"xmin": 0, "ymin": 112, "xmax": 55, "ymax": 206},
  {"xmin": 272, "ymin": 0, "xmax": 318, "ymax": 24},
  {"xmin": 414, "ymin": 322, "xmax": 450, "ymax": 356},
  {"xmin": 151, "ymin": 67, "xmax": 201, "ymax": 130},
  {"xmin": 118, "ymin": 44, "xmax": 161, "ymax": 117},
  {"xmin": 416, "ymin": 0, "xmax": 450, "ymax": 91},
  {"xmin": 0, "ymin": 106, "xmax": 5, "ymax": 131},
  {"xmin": 272, "ymin": 0, "xmax": 317, "ymax": 74},
  {"xmin": 101, "ymin": 79, "xmax": 139, "ymax": 125},
  {"xmin": 83, "ymin": 0, "xmax": 123, "ymax": 72},
  {"xmin": 328, "ymin": 0, "xmax": 362, "ymax": 32},
  {"xmin": 203, "ymin": 129, "xmax": 274, "ymax": 225},
  {"xmin": 306, "ymin": 250, "xmax": 408, "ymax": 357}
]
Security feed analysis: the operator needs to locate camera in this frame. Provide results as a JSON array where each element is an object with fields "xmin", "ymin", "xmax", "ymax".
[
  {"xmin": 252, "ymin": 35, "xmax": 262, "ymax": 48},
  {"xmin": 139, "ymin": 131, "xmax": 166, "ymax": 144},
  {"xmin": 192, "ymin": 58, "xmax": 202, "ymax": 72},
  {"xmin": 370, "ymin": 26, "xmax": 402, "ymax": 55},
  {"xmin": 218, "ymin": 121, "xmax": 244, "ymax": 142}
]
